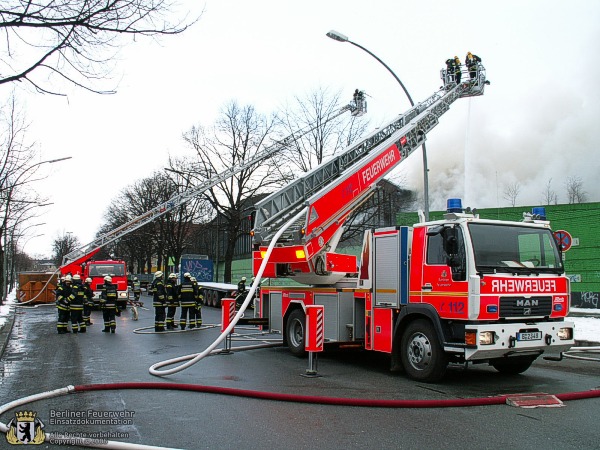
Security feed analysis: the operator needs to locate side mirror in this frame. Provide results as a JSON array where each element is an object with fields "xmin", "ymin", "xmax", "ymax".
[{"xmin": 442, "ymin": 227, "xmax": 459, "ymax": 255}]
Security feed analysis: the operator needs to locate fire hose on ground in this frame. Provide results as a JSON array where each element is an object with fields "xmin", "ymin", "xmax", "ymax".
[
  {"xmin": 3, "ymin": 209, "xmax": 600, "ymax": 448},
  {"xmin": 148, "ymin": 207, "xmax": 308, "ymax": 377},
  {"xmin": 1, "ymin": 383, "xmax": 600, "ymax": 450}
]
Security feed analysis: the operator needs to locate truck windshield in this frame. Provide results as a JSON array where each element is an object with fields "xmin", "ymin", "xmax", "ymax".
[
  {"xmin": 468, "ymin": 223, "xmax": 563, "ymax": 274},
  {"xmin": 88, "ymin": 264, "xmax": 125, "ymax": 277}
]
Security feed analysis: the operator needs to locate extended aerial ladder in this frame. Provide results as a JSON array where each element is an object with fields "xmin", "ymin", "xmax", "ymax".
[
  {"xmin": 61, "ymin": 95, "xmax": 367, "ymax": 269},
  {"xmin": 252, "ymin": 65, "xmax": 488, "ymax": 285}
]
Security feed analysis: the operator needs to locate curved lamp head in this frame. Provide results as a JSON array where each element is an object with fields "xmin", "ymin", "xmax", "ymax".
[{"xmin": 326, "ymin": 30, "xmax": 349, "ymax": 43}]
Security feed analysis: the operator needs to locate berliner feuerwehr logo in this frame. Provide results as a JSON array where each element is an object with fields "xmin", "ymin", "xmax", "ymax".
[{"xmin": 6, "ymin": 410, "xmax": 45, "ymax": 445}]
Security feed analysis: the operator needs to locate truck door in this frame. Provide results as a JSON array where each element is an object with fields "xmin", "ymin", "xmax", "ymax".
[{"xmin": 415, "ymin": 225, "xmax": 469, "ymax": 319}]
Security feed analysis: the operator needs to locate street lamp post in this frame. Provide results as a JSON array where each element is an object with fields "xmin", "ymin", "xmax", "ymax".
[{"xmin": 326, "ymin": 30, "xmax": 430, "ymax": 220}]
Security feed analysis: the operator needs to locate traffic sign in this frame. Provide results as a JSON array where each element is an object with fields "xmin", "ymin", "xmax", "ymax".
[{"xmin": 553, "ymin": 230, "xmax": 573, "ymax": 252}]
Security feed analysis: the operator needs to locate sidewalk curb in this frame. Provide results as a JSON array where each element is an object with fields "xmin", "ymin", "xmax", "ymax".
[{"xmin": 0, "ymin": 304, "xmax": 16, "ymax": 358}]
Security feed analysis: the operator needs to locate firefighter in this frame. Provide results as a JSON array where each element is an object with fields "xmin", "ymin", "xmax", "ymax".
[
  {"xmin": 191, "ymin": 276, "xmax": 203, "ymax": 326},
  {"xmin": 178, "ymin": 272, "xmax": 198, "ymax": 330},
  {"xmin": 236, "ymin": 276, "xmax": 247, "ymax": 308},
  {"xmin": 83, "ymin": 277, "xmax": 94, "ymax": 326},
  {"xmin": 55, "ymin": 275, "xmax": 74, "ymax": 334},
  {"xmin": 132, "ymin": 277, "xmax": 141, "ymax": 301},
  {"xmin": 99, "ymin": 275, "xmax": 118, "ymax": 333},
  {"xmin": 70, "ymin": 274, "xmax": 86, "ymax": 333},
  {"xmin": 445, "ymin": 57, "xmax": 456, "ymax": 85},
  {"xmin": 465, "ymin": 51, "xmax": 482, "ymax": 80},
  {"xmin": 453, "ymin": 56, "xmax": 462, "ymax": 84},
  {"xmin": 165, "ymin": 273, "xmax": 179, "ymax": 330},
  {"xmin": 151, "ymin": 271, "xmax": 167, "ymax": 332}
]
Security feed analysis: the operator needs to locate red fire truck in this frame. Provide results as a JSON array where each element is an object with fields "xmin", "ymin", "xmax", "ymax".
[
  {"xmin": 251, "ymin": 65, "xmax": 575, "ymax": 381},
  {"xmin": 60, "ymin": 248, "xmax": 129, "ymax": 309}
]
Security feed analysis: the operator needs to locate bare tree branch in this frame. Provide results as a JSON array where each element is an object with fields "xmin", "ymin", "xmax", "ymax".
[{"xmin": 0, "ymin": 0, "xmax": 201, "ymax": 94}]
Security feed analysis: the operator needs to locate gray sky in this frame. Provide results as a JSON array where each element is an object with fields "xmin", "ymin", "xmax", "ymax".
[{"xmin": 6, "ymin": 0, "xmax": 600, "ymax": 257}]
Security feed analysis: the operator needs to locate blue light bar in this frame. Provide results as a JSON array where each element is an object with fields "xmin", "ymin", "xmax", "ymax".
[
  {"xmin": 532, "ymin": 207, "xmax": 547, "ymax": 220},
  {"xmin": 447, "ymin": 198, "xmax": 463, "ymax": 213}
]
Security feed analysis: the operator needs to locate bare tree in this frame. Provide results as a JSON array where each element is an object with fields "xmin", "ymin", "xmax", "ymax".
[
  {"xmin": 99, "ymin": 170, "xmax": 209, "ymax": 275},
  {"xmin": 0, "ymin": 1, "xmax": 199, "ymax": 94},
  {"xmin": 178, "ymin": 101, "xmax": 285, "ymax": 282},
  {"xmin": 0, "ymin": 95, "xmax": 52, "ymax": 300},
  {"xmin": 565, "ymin": 175, "xmax": 588, "ymax": 204},
  {"xmin": 52, "ymin": 232, "xmax": 80, "ymax": 267},
  {"xmin": 503, "ymin": 181, "xmax": 521, "ymax": 207},
  {"xmin": 279, "ymin": 87, "xmax": 369, "ymax": 173},
  {"xmin": 541, "ymin": 178, "xmax": 558, "ymax": 205}
]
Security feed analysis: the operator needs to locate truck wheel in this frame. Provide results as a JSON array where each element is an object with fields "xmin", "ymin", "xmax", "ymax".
[
  {"xmin": 490, "ymin": 356, "xmax": 536, "ymax": 375},
  {"xmin": 400, "ymin": 319, "xmax": 447, "ymax": 382},
  {"xmin": 214, "ymin": 291, "xmax": 222, "ymax": 308},
  {"xmin": 286, "ymin": 309, "xmax": 306, "ymax": 357}
]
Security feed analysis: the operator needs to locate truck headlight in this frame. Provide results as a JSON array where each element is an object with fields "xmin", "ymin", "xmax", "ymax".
[
  {"xmin": 465, "ymin": 330, "xmax": 495, "ymax": 346},
  {"xmin": 119, "ymin": 292, "xmax": 128, "ymax": 298},
  {"xmin": 557, "ymin": 327, "xmax": 573, "ymax": 340},
  {"xmin": 479, "ymin": 331, "xmax": 495, "ymax": 345}
]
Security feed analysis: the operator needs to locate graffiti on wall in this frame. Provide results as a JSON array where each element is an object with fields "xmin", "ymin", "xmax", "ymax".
[
  {"xmin": 571, "ymin": 291, "xmax": 599, "ymax": 309},
  {"xmin": 180, "ymin": 258, "xmax": 213, "ymax": 282}
]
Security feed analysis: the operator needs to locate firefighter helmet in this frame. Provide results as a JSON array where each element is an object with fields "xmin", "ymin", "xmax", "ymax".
[
  {"xmin": 241, "ymin": 276, "xmax": 247, "ymax": 281},
  {"xmin": 190, "ymin": 277, "xmax": 196, "ymax": 282},
  {"xmin": 104, "ymin": 275, "xmax": 112, "ymax": 282},
  {"xmin": 133, "ymin": 277, "xmax": 138, "ymax": 281},
  {"xmin": 85, "ymin": 277, "xmax": 92, "ymax": 283},
  {"xmin": 64, "ymin": 275, "xmax": 72, "ymax": 282},
  {"xmin": 184, "ymin": 272, "xmax": 191, "ymax": 278},
  {"xmin": 169, "ymin": 273, "xmax": 177, "ymax": 279},
  {"xmin": 72, "ymin": 274, "xmax": 81, "ymax": 280},
  {"xmin": 154, "ymin": 271, "xmax": 163, "ymax": 278}
]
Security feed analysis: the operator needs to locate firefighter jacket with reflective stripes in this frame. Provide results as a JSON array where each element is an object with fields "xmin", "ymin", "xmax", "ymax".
[
  {"xmin": 192, "ymin": 281, "xmax": 203, "ymax": 307},
  {"xmin": 70, "ymin": 281, "xmax": 86, "ymax": 311},
  {"xmin": 56, "ymin": 284, "xmax": 74, "ymax": 311},
  {"xmin": 99, "ymin": 282, "xmax": 118, "ymax": 309},
  {"xmin": 83, "ymin": 283, "xmax": 94, "ymax": 306},
  {"xmin": 179, "ymin": 279, "xmax": 197, "ymax": 307},
  {"xmin": 166, "ymin": 280, "xmax": 179, "ymax": 306},
  {"xmin": 133, "ymin": 281, "xmax": 141, "ymax": 293},
  {"xmin": 152, "ymin": 279, "xmax": 166, "ymax": 307}
]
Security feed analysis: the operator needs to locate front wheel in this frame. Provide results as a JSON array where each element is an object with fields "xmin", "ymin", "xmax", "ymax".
[
  {"xmin": 286, "ymin": 309, "xmax": 306, "ymax": 357},
  {"xmin": 400, "ymin": 319, "xmax": 448, "ymax": 382}
]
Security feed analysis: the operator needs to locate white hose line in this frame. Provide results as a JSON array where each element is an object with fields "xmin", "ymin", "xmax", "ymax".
[
  {"xmin": 0, "ymin": 386, "xmax": 183, "ymax": 449},
  {"xmin": 563, "ymin": 346, "xmax": 600, "ymax": 362},
  {"xmin": 0, "ymin": 386, "xmax": 74, "ymax": 433},
  {"xmin": 149, "ymin": 207, "xmax": 307, "ymax": 377}
]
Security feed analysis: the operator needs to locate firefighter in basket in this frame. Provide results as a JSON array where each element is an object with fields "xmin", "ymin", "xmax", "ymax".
[
  {"xmin": 165, "ymin": 273, "xmax": 179, "ymax": 330},
  {"xmin": 179, "ymin": 273, "xmax": 198, "ymax": 330},
  {"xmin": 99, "ymin": 275, "xmax": 118, "ymax": 333},
  {"xmin": 151, "ymin": 271, "xmax": 167, "ymax": 332},
  {"xmin": 55, "ymin": 274, "xmax": 74, "ymax": 334}
]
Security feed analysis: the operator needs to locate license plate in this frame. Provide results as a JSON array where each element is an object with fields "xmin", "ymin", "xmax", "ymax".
[{"xmin": 516, "ymin": 331, "xmax": 542, "ymax": 341}]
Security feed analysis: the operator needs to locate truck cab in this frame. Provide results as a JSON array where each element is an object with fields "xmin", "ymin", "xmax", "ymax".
[{"xmin": 85, "ymin": 260, "xmax": 129, "ymax": 309}]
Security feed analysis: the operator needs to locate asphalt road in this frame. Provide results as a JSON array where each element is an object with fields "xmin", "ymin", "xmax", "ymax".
[{"xmin": 1, "ymin": 301, "xmax": 599, "ymax": 450}]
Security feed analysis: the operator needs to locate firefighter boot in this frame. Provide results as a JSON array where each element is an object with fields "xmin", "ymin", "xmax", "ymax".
[{"xmin": 102, "ymin": 327, "xmax": 109, "ymax": 332}]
